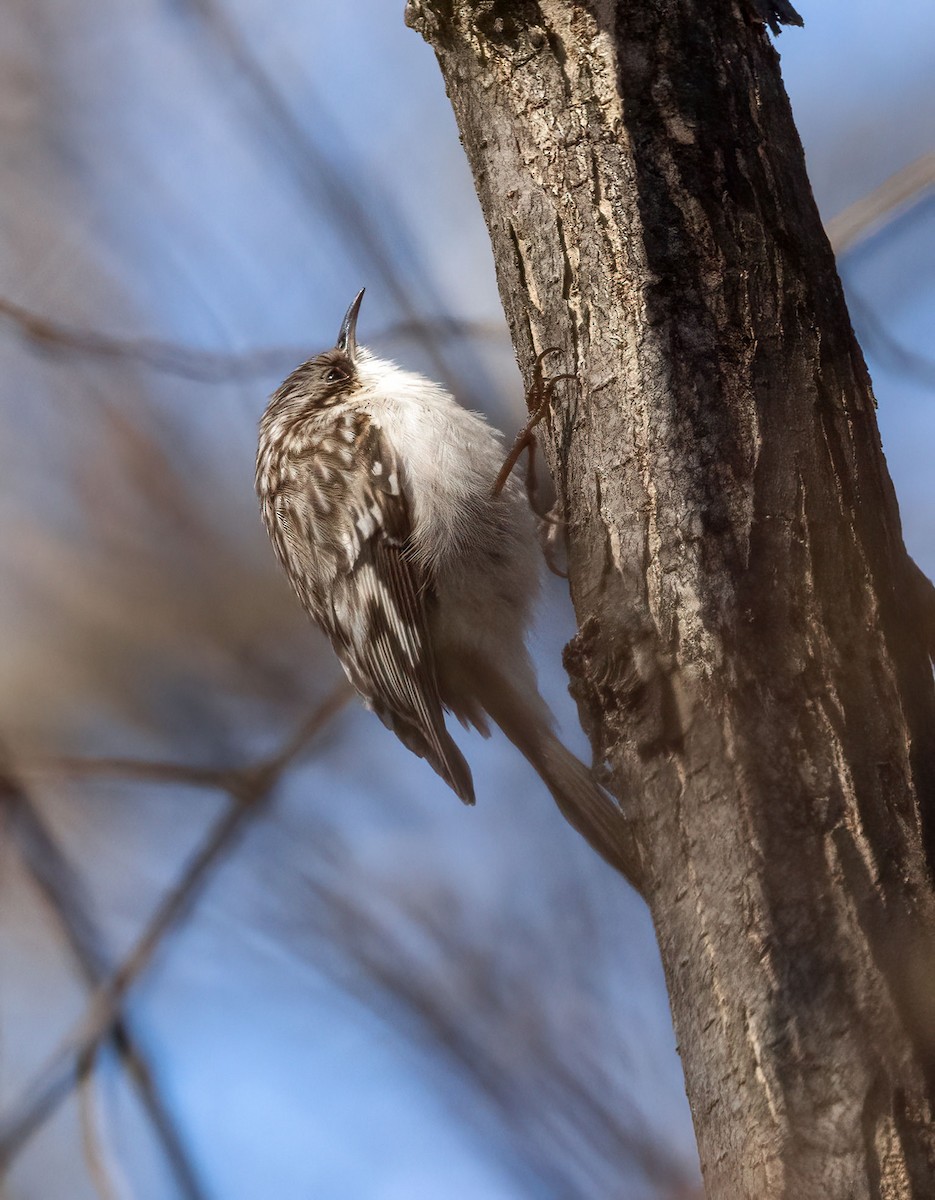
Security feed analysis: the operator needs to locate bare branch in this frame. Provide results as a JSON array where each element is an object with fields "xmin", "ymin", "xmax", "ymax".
[
  {"xmin": 0, "ymin": 294, "xmax": 504, "ymax": 384},
  {"xmin": 77, "ymin": 1049, "xmax": 127, "ymax": 1200},
  {"xmin": 0, "ymin": 685, "xmax": 350, "ymax": 1167},
  {"xmin": 3, "ymin": 776, "xmax": 107, "ymax": 975},
  {"xmin": 176, "ymin": 0, "xmax": 485, "ymax": 402},
  {"xmin": 0, "ymin": 295, "xmax": 296, "ymax": 381},
  {"xmin": 827, "ymin": 152, "xmax": 935, "ymax": 256},
  {"xmin": 2, "ymin": 775, "xmax": 211, "ymax": 1200},
  {"xmin": 29, "ymin": 757, "xmax": 228, "ymax": 788},
  {"xmin": 296, "ymin": 843, "xmax": 693, "ymax": 1199}
]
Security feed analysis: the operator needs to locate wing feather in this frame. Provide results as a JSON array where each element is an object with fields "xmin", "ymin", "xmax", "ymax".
[{"xmin": 326, "ymin": 421, "xmax": 475, "ymax": 805}]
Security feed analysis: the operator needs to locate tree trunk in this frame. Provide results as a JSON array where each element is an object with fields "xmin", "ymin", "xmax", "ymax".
[{"xmin": 405, "ymin": 1, "xmax": 935, "ymax": 1196}]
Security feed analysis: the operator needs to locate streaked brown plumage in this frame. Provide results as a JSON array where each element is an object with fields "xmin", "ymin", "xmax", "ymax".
[{"xmin": 256, "ymin": 291, "xmax": 630, "ymax": 875}]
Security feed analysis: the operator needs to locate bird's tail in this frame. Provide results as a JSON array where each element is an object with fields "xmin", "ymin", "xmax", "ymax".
[
  {"xmin": 465, "ymin": 660, "xmax": 638, "ymax": 884},
  {"xmin": 533, "ymin": 735, "xmax": 634, "ymax": 875}
]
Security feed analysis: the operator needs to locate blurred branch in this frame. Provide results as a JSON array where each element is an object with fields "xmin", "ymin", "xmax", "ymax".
[
  {"xmin": 4, "ymin": 774, "xmax": 108, "ymax": 975},
  {"xmin": 2, "ymin": 772, "xmax": 210, "ymax": 1200},
  {"xmin": 77, "ymin": 1048, "xmax": 126, "ymax": 1200},
  {"xmin": 296, "ymin": 842, "xmax": 693, "ymax": 1199},
  {"xmin": 33, "ymin": 757, "xmax": 229, "ymax": 787},
  {"xmin": 827, "ymin": 152, "xmax": 935, "ymax": 256},
  {"xmin": 845, "ymin": 287, "xmax": 935, "ymax": 390},
  {"xmin": 0, "ymin": 294, "xmax": 504, "ymax": 383},
  {"xmin": 0, "ymin": 293, "xmax": 300, "ymax": 381},
  {"xmin": 820, "ymin": 156, "xmax": 935, "ymax": 393},
  {"xmin": 177, "ymin": 0, "xmax": 480, "ymax": 401},
  {"xmin": 0, "ymin": 684, "xmax": 350, "ymax": 1170}
]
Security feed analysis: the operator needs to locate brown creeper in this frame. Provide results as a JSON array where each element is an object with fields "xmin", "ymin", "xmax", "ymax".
[{"xmin": 256, "ymin": 292, "xmax": 628, "ymax": 871}]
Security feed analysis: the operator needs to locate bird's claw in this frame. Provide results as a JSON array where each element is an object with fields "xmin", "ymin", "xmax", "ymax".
[
  {"xmin": 538, "ymin": 505, "xmax": 568, "ymax": 577},
  {"xmin": 491, "ymin": 350, "xmax": 576, "ymax": 498}
]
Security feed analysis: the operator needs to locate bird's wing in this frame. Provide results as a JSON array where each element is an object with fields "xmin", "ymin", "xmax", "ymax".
[{"xmin": 324, "ymin": 419, "xmax": 475, "ymax": 805}]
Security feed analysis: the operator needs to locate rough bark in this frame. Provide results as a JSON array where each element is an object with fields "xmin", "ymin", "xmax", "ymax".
[{"xmin": 405, "ymin": 1, "xmax": 935, "ymax": 1196}]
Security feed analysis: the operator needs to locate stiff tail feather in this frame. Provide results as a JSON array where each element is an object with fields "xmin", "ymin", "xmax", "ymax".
[
  {"xmin": 533, "ymin": 734, "xmax": 638, "ymax": 883},
  {"xmin": 469, "ymin": 662, "xmax": 639, "ymax": 883}
]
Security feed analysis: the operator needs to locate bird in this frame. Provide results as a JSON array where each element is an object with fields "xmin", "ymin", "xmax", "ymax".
[{"xmin": 256, "ymin": 290, "xmax": 630, "ymax": 875}]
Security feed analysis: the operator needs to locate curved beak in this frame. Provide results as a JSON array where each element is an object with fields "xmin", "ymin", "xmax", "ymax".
[{"xmin": 336, "ymin": 288, "xmax": 365, "ymax": 362}]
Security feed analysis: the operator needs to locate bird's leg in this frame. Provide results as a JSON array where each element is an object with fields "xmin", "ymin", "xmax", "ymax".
[
  {"xmin": 491, "ymin": 347, "xmax": 574, "ymax": 576},
  {"xmin": 491, "ymin": 348, "xmax": 574, "ymax": 498}
]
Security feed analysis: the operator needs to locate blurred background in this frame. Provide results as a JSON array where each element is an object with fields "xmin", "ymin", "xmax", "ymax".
[{"xmin": 0, "ymin": 1, "xmax": 932, "ymax": 1197}]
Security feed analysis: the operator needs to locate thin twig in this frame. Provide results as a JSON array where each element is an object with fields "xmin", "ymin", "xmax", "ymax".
[
  {"xmin": 0, "ymin": 684, "xmax": 350, "ymax": 1168},
  {"xmin": 5, "ymin": 780, "xmax": 107, "ymax": 974},
  {"xmin": 77, "ymin": 1048, "xmax": 126, "ymax": 1200},
  {"xmin": 3, "ymin": 778, "xmax": 211, "ymax": 1200},
  {"xmin": 0, "ymin": 294, "xmax": 504, "ymax": 384},
  {"xmin": 177, "ymin": 0, "xmax": 476, "ymax": 402},
  {"xmin": 827, "ymin": 152, "xmax": 935, "ymax": 256},
  {"xmin": 298, "ymin": 847, "xmax": 688, "ymax": 1198},
  {"xmin": 31, "ymin": 757, "xmax": 228, "ymax": 788}
]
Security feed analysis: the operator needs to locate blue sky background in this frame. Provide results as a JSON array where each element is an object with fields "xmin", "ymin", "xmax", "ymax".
[{"xmin": 0, "ymin": 1, "xmax": 933, "ymax": 1197}]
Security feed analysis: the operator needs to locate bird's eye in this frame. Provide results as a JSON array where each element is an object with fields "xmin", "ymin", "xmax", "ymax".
[{"xmin": 326, "ymin": 367, "xmax": 347, "ymax": 384}]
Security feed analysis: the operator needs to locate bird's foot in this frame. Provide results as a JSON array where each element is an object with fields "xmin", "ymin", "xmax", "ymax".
[{"xmin": 491, "ymin": 347, "xmax": 575, "ymax": 498}]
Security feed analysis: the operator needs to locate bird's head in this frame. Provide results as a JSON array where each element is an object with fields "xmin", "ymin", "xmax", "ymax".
[{"xmin": 263, "ymin": 290, "xmax": 367, "ymax": 429}]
